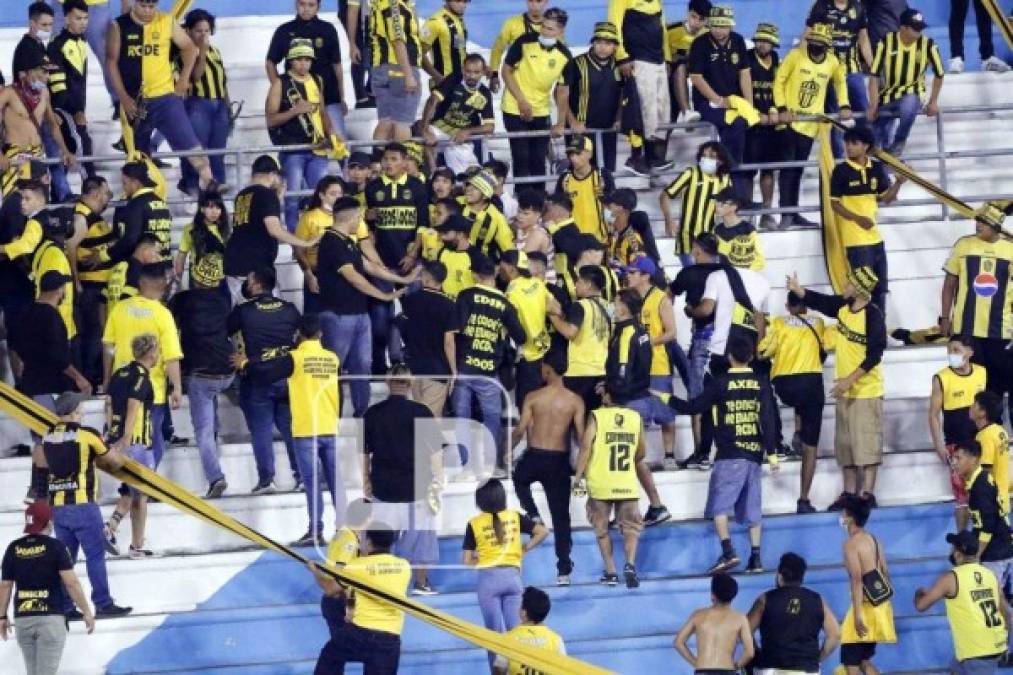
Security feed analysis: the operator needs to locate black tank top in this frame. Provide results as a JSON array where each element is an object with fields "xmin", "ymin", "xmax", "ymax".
[{"xmin": 754, "ymin": 585, "xmax": 824, "ymax": 672}]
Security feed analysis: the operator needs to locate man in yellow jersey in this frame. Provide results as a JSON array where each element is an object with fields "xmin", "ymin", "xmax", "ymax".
[
  {"xmin": 489, "ymin": 0, "xmax": 549, "ymax": 93},
  {"xmin": 542, "ymin": 191, "xmax": 585, "ymax": 275},
  {"xmin": 973, "ymin": 391, "xmax": 1010, "ymax": 515},
  {"xmin": 318, "ymin": 498, "xmax": 370, "ymax": 638},
  {"xmin": 549, "ymin": 265, "xmax": 611, "ymax": 411},
  {"xmin": 941, "ymin": 202, "xmax": 1013, "ymax": 421},
  {"xmin": 463, "ymin": 171, "xmax": 514, "ymax": 262},
  {"xmin": 499, "ymin": 7, "xmax": 572, "ymax": 180},
  {"xmin": 915, "ymin": 530, "xmax": 1010, "ymax": 674},
  {"xmin": 29, "ymin": 191, "xmax": 76, "ymax": 346},
  {"xmin": 368, "ymin": 0, "xmax": 424, "ymax": 141},
  {"xmin": 773, "ymin": 22, "xmax": 851, "ymax": 229},
  {"xmin": 493, "ymin": 586, "xmax": 568, "ymax": 674},
  {"xmin": 310, "ymin": 527, "xmax": 411, "ymax": 673},
  {"xmin": 830, "ymin": 125, "xmax": 905, "ymax": 309},
  {"xmin": 667, "ymin": 0, "xmax": 711, "ymax": 125},
  {"xmin": 106, "ymin": 0, "xmax": 216, "ymax": 190},
  {"xmin": 102, "ymin": 264, "xmax": 183, "ymax": 469},
  {"xmin": 789, "ymin": 267, "xmax": 886, "ymax": 510},
  {"xmin": 266, "ymin": 41, "xmax": 344, "ymax": 231},
  {"xmin": 43, "ymin": 391, "xmax": 132, "ymax": 619},
  {"xmin": 500, "ymin": 250, "xmax": 560, "ymax": 407},
  {"xmin": 555, "ymin": 135, "xmax": 615, "ymax": 242},
  {"xmin": 421, "ymin": 0, "xmax": 469, "ymax": 85},
  {"xmin": 626, "ymin": 257, "xmax": 679, "ymax": 470},
  {"xmin": 929, "ymin": 335, "xmax": 987, "ymax": 529},
  {"xmin": 759, "ymin": 291, "xmax": 827, "ymax": 514},
  {"xmin": 436, "ymin": 214, "xmax": 482, "ymax": 299},
  {"xmin": 573, "ymin": 385, "xmax": 647, "ymax": 588}
]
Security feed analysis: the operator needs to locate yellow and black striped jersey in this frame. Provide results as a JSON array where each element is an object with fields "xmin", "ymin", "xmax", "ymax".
[
  {"xmin": 489, "ymin": 13, "xmax": 543, "ymax": 72},
  {"xmin": 177, "ymin": 44, "xmax": 228, "ymax": 99},
  {"xmin": 44, "ymin": 423, "xmax": 108, "ymax": 507},
  {"xmin": 555, "ymin": 168, "xmax": 615, "ymax": 243},
  {"xmin": 422, "ymin": 7, "xmax": 467, "ymax": 79},
  {"xmin": 664, "ymin": 166, "xmax": 730, "ymax": 255},
  {"xmin": 943, "ymin": 235, "xmax": 1013, "ymax": 340},
  {"xmin": 870, "ymin": 31, "xmax": 944, "ymax": 104},
  {"xmin": 369, "ymin": 0, "xmax": 422, "ymax": 69}
]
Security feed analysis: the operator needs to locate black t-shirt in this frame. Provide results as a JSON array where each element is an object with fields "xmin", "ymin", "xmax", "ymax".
[
  {"xmin": 12, "ymin": 34, "xmax": 46, "ymax": 79},
  {"xmin": 748, "ymin": 48, "xmax": 780, "ymax": 112},
  {"xmin": 225, "ymin": 185, "xmax": 282, "ymax": 277},
  {"xmin": 365, "ymin": 174, "xmax": 429, "ymax": 269},
  {"xmin": 688, "ymin": 32, "xmax": 751, "ymax": 108},
  {"xmin": 807, "ymin": 0, "xmax": 869, "ymax": 72},
  {"xmin": 432, "ymin": 75, "xmax": 495, "ymax": 132},
  {"xmin": 754, "ymin": 585, "xmax": 825, "ymax": 671},
  {"xmin": 227, "ymin": 293, "xmax": 301, "ymax": 369},
  {"xmin": 106, "ymin": 361, "xmax": 154, "ymax": 446},
  {"xmin": 17, "ymin": 303, "xmax": 72, "ymax": 396},
  {"xmin": 317, "ymin": 229, "xmax": 369, "ymax": 315},
  {"xmin": 106, "ymin": 190, "xmax": 172, "ymax": 265},
  {"xmin": 1, "ymin": 534, "xmax": 73, "ymax": 617},
  {"xmin": 562, "ymin": 53, "xmax": 622, "ymax": 126},
  {"xmin": 456, "ymin": 284, "xmax": 526, "ymax": 376},
  {"xmin": 169, "ymin": 288, "xmax": 234, "ymax": 376},
  {"xmin": 266, "ymin": 17, "xmax": 343, "ymax": 105},
  {"xmin": 669, "ymin": 262, "xmax": 721, "ymax": 328},
  {"xmin": 364, "ymin": 395, "xmax": 437, "ymax": 503},
  {"xmin": 0, "ymin": 193, "xmax": 35, "ymax": 301},
  {"xmin": 399, "ymin": 287, "xmax": 456, "ymax": 376}
]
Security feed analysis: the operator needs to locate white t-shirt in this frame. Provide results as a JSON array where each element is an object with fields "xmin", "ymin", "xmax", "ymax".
[{"xmin": 703, "ymin": 266, "xmax": 771, "ymax": 355}]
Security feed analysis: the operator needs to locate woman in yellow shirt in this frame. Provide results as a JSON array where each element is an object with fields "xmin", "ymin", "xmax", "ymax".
[
  {"xmin": 174, "ymin": 190, "xmax": 229, "ymax": 292},
  {"xmin": 463, "ymin": 479, "xmax": 548, "ymax": 664},
  {"xmin": 295, "ymin": 176, "xmax": 345, "ymax": 313}
]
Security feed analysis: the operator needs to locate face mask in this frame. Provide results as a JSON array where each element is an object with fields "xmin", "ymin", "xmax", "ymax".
[
  {"xmin": 36, "ymin": 30, "xmax": 52, "ymax": 41},
  {"xmin": 838, "ymin": 515, "xmax": 849, "ymax": 529},
  {"xmin": 538, "ymin": 36, "xmax": 557, "ymax": 48},
  {"xmin": 604, "ymin": 210, "xmax": 616, "ymax": 224},
  {"xmin": 699, "ymin": 157, "xmax": 718, "ymax": 175},
  {"xmin": 30, "ymin": 79, "xmax": 47, "ymax": 92},
  {"xmin": 948, "ymin": 353, "xmax": 966, "ymax": 369},
  {"xmin": 808, "ymin": 45, "xmax": 827, "ymax": 60},
  {"xmin": 948, "ymin": 553, "xmax": 958, "ymax": 567}
]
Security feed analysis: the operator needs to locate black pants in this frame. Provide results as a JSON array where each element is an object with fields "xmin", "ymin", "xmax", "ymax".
[
  {"xmin": 846, "ymin": 242, "xmax": 890, "ymax": 310},
  {"xmin": 315, "ymin": 623, "xmax": 401, "ymax": 675},
  {"xmin": 515, "ymin": 358, "xmax": 544, "ymax": 410},
  {"xmin": 950, "ymin": 0, "xmax": 995, "ymax": 60},
  {"xmin": 697, "ymin": 353, "xmax": 730, "ymax": 456},
  {"xmin": 78, "ymin": 283, "xmax": 105, "ymax": 385},
  {"xmin": 513, "ymin": 449, "xmax": 573, "ymax": 575},
  {"xmin": 778, "ymin": 128, "xmax": 815, "ymax": 210},
  {"xmin": 338, "ymin": 0, "xmax": 370, "ymax": 101},
  {"xmin": 502, "ymin": 113, "xmax": 550, "ymax": 180},
  {"xmin": 321, "ymin": 595, "xmax": 347, "ymax": 640},
  {"xmin": 972, "ymin": 337, "xmax": 1013, "ymax": 422}
]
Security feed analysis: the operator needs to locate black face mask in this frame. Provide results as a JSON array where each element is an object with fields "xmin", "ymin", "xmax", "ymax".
[{"xmin": 808, "ymin": 45, "xmax": 827, "ymax": 60}]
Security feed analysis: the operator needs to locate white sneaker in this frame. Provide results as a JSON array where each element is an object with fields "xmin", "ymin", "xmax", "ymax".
[
  {"xmin": 948, "ymin": 56, "xmax": 964, "ymax": 74},
  {"xmin": 662, "ymin": 456, "xmax": 681, "ymax": 471},
  {"xmin": 983, "ymin": 56, "xmax": 1011, "ymax": 73}
]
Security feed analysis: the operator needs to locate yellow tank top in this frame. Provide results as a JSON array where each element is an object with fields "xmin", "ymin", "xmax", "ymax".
[
  {"xmin": 586, "ymin": 407, "xmax": 641, "ymax": 500},
  {"xmin": 937, "ymin": 364, "xmax": 988, "ymax": 412},
  {"xmin": 345, "ymin": 553, "xmax": 411, "ymax": 635},
  {"xmin": 566, "ymin": 297, "xmax": 610, "ymax": 377},
  {"xmin": 467, "ymin": 510, "xmax": 525, "ymax": 569},
  {"xmin": 978, "ymin": 423, "xmax": 1011, "ymax": 511},
  {"xmin": 287, "ymin": 339, "xmax": 340, "ymax": 438},
  {"xmin": 507, "ymin": 276, "xmax": 551, "ymax": 362},
  {"xmin": 945, "ymin": 563, "xmax": 1008, "ymax": 661},
  {"xmin": 504, "ymin": 624, "xmax": 567, "ymax": 674},
  {"xmin": 640, "ymin": 287, "xmax": 671, "ymax": 376},
  {"xmin": 437, "ymin": 247, "xmax": 474, "ymax": 299}
]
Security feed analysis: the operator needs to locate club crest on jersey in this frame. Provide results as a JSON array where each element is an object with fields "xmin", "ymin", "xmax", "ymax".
[{"xmin": 974, "ymin": 272, "xmax": 999, "ymax": 298}]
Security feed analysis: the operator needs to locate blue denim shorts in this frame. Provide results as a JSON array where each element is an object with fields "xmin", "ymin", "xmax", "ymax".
[
  {"xmin": 705, "ymin": 458, "xmax": 762, "ymax": 526},
  {"xmin": 138, "ymin": 94, "xmax": 200, "ymax": 152},
  {"xmin": 371, "ymin": 65, "xmax": 422, "ymax": 124}
]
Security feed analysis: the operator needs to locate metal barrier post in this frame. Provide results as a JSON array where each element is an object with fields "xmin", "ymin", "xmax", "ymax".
[
  {"xmin": 594, "ymin": 130, "xmax": 604, "ymax": 165},
  {"xmin": 935, "ymin": 111, "xmax": 949, "ymax": 221}
]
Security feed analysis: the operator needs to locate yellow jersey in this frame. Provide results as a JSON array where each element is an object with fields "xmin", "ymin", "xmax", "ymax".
[
  {"xmin": 501, "ymin": 34, "xmax": 572, "ymax": 118},
  {"xmin": 759, "ymin": 314, "xmax": 826, "ymax": 378},
  {"xmin": 422, "ymin": 7, "xmax": 468, "ymax": 79},
  {"xmin": 664, "ymin": 166, "xmax": 730, "ymax": 255},
  {"xmin": 943, "ymin": 235, "xmax": 1013, "ymax": 340},
  {"xmin": 115, "ymin": 11, "xmax": 176, "ymax": 99},
  {"xmin": 44, "ymin": 423, "xmax": 108, "ymax": 507},
  {"xmin": 830, "ymin": 158, "xmax": 893, "ymax": 247},
  {"xmin": 32, "ymin": 240, "xmax": 76, "ymax": 339},
  {"xmin": 565, "ymin": 297, "xmax": 611, "ymax": 377},
  {"xmin": 586, "ymin": 407, "xmax": 642, "ymax": 500},
  {"xmin": 502, "ymin": 624, "xmax": 568, "ymax": 674},
  {"xmin": 774, "ymin": 47, "xmax": 847, "ymax": 138},
  {"xmin": 640, "ymin": 286, "xmax": 671, "ymax": 376},
  {"xmin": 327, "ymin": 527, "xmax": 359, "ymax": 566},
  {"xmin": 826, "ymin": 304, "xmax": 883, "ymax": 399},
  {"xmin": 1, "ymin": 218, "xmax": 41, "ymax": 261},
  {"xmin": 945, "ymin": 562, "xmax": 1008, "ymax": 661},
  {"xmin": 102, "ymin": 295, "xmax": 183, "ymax": 405},
  {"xmin": 935, "ymin": 364, "xmax": 987, "ymax": 445},
  {"xmin": 437, "ymin": 246, "xmax": 475, "ymax": 299},
  {"xmin": 556, "ymin": 169, "xmax": 613, "ymax": 243},
  {"xmin": 506, "ymin": 276, "xmax": 552, "ymax": 362},
  {"xmin": 294, "ymin": 208, "xmax": 333, "ymax": 271},
  {"xmin": 714, "ymin": 222, "xmax": 766, "ymax": 271},
  {"xmin": 978, "ymin": 423, "xmax": 1010, "ymax": 512},
  {"xmin": 666, "ymin": 21, "xmax": 699, "ymax": 66},
  {"xmin": 287, "ymin": 339, "xmax": 340, "ymax": 438},
  {"xmin": 466, "ymin": 510, "xmax": 528, "ymax": 569},
  {"xmin": 369, "ymin": 0, "xmax": 422, "ymax": 69},
  {"xmin": 464, "ymin": 203, "xmax": 514, "ymax": 260},
  {"xmin": 346, "ymin": 553, "xmax": 411, "ymax": 635}
]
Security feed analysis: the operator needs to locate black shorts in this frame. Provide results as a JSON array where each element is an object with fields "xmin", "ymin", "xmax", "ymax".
[
  {"xmin": 845, "ymin": 242, "xmax": 889, "ymax": 296},
  {"xmin": 563, "ymin": 375, "xmax": 602, "ymax": 412},
  {"xmin": 744, "ymin": 126, "xmax": 786, "ymax": 175},
  {"xmin": 841, "ymin": 642, "xmax": 877, "ymax": 666},
  {"xmin": 773, "ymin": 373, "xmax": 826, "ymax": 447},
  {"xmin": 972, "ymin": 337, "xmax": 1013, "ymax": 396}
]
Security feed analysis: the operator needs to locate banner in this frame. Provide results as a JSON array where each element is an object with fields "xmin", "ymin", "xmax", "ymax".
[
  {"xmin": 0, "ymin": 383, "xmax": 611, "ymax": 675},
  {"xmin": 981, "ymin": 0, "xmax": 1013, "ymax": 52},
  {"xmin": 171, "ymin": 0, "xmax": 195, "ymax": 24}
]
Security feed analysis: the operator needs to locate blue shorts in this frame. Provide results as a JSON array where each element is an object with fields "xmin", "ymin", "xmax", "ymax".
[
  {"xmin": 705, "ymin": 458, "xmax": 762, "ymax": 526},
  {"xmin": 371, "ymin": 65, "xmax": 422, "ymax": 125},
  {"xmin": 136, "ymin": 94, "xmax": 200, "ymax": 154},
  {"xmin": 125, "ymin": 444, "xmax": 154, "ymax": 496},
  {"xmin": 627, "ymin": 385, "xmax": 677, "ymax": 427}
]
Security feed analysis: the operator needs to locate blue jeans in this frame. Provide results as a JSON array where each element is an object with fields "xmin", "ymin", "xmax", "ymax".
[
  {"xmin": 319, "ymin": 312, "xmax": 372, "ymax": 417},
  {"xmin": 187, "ymin": 374, "xmax": 234, "ymax": 484},
  {"xmin": 238, "ymin": 377, "xmax": 297, "ymax": 485},
  {"xmin": 41, "ymin": 127, "xmax": 70, "ymax": 203},
  {"xmin": 368, "ymin": 278, "xmax": 402, "ymax": 375},
  {"xmin": 687, "ymin": 326, "xmax": 713, "ymax": 398},
  {"xmin": 828, "ymin": 73, "xmax": 870, "ymax": 158},
  {"xmin": 452, "ymin": 376, "xmax": 503, "ymax": 470},
  {"xmin": 325, "ymin": 103, "xmax": 347, "ymax": 142},
  {"xmin": 293, "ymin": 435, "xmax": 345, "ymax": 533},
  {"xmin": 873, "ymin": 93, "xmax": 921, "ymax": 152},
  {"xmin": 134, "ymin": 95, "xmax": 200, "ymax": 156},
  {"xmin": 150, "ymin": 403, "xmax": 168, "ymax": 468},
  {"xmin": 280, "ymin": 151, "xmax": 329, "ymax": 231},
  {"xmin": 476, "ymin": 567, "xmax": 523, "ymax": 665},
  {"xmin": 53, "ymin": 503, "xmax": 113, "ymax": 611},
  {"xmin": 180, "ymin": 98, "xmax": 229, "ymax": 192}
]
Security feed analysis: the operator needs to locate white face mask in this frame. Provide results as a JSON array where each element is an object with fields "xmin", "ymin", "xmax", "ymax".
[
  {"xmin": 538, "ymin": 36, "xmax": 558, "ymax": 48},
  {"xmin": 604, "ymin": 210, "xmax": 616, "ymax": 224},
  {"xmin": 699, "ymin": 157, "xmax": 718, "ymax": 175},
  {"xmin": 30, "ymin": 79, "xmax": 47, "ymax": 92},
  {"xmin": 948, "ymin": 353, "xmax": 967, "ymax": 369},
  {"xmin": 838, "ymin": 515, "xmax": 849, "ymax": 529},
  {"xmin": 36, "ymin": 30, "xmax": 52, "ymax": 42}
]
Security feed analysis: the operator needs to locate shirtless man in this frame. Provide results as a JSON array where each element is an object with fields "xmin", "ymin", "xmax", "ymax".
[
  {"xmin": 0, "ymin": 53, "xmax": 75, "ymax": 197},
  {"xmin": 511, "ymin": 350, "xmax": 585, "ymax": 586},
  {"xmin": 675, "ymin": 573, "xmax": 755, "ymax": 673},
  {"xmin": 839, "ymin": 494, "xmax": 896, "ymax": 674}
]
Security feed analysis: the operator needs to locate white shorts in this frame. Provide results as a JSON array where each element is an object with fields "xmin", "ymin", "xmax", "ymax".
[{"xmin": 429, "ymin": 126, "xmax": 480, "ymax": 175}]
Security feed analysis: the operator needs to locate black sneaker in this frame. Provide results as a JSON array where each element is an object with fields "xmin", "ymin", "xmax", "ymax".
[
  {"xmin": 103, "ymin": 526, "xmax": 119, "ymax": 556},
  {"xmin": 776, "ymin": 442, "xmax": 792, "ymax": 458},
  {"xmin": 251, "ymin": 480, "xmax": 277, "ymax": 495},
  {"xmin": 292, "ymin": 530, "xmax": 324, "ymax": 547},
  {"xmin": 643, "ymin": 505, "xmax": 672, "ymax": 528},
  {"xmin": 96, "ymin": 603, "xmax": 133, "ymax": 618},
  {"xmin": 698, "ymin": 456, "xmax": 712, "ymax": 471},
  {"xmin": 827, "ymin": 492, "xmax": 852, "ymax": 512},
  {"xmin": 355, "ymin": 96, "xmax": 376, "ymax": 109},
  {"xmin": 793, "ymin": 215, "xmax": 819, "ymax": 228},
  {"xmin": 623, "ymin": 155, "xmax": 650, "ymax": 177},
  {"xmin": 708, "ymin": 553, "xmax": 740, "ymax": 575},
  {"xmin": 677, "ymin": 453, "xmax": 704, "ymax": 470},
  {"xmin": 861, "ymin": 492, "xmax": 879, "ymax": 509},
  {"xmin": 410, "ymin": 583, "xmax": 438, "ymax": 596},
  {"xmin": 623, "ymin": 563, "xmax": 640, "ymax": 589},
  {"xmin": 128, "ymin": 545, "xmax": 154, "ymax": 560},
  {"xmin": 745, "ymin": 553, "xmax": 764, "ymax": 574},
  {"xmin": 66, "ymin": 608, "xmax": 84, "ymax": 621},
  {"xmin": 599, "ymin": 572, "xmax": 619, "ymax": 586},
  {"xmin": 13, "ymin": 443, "xmax": 30, "ymax": 457},
  {"xmin": 796, "ymin": 499, "xmax": 817, "ymax": 514},
  {"xmin": 112, "ymin": 137, "xmax": 126, "ymax": 153},
  {"xmin": 205, "ymin": 478, "xmax": 227, "ymax": 499}
]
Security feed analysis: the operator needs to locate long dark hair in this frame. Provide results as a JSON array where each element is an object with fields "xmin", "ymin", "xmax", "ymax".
[
  {"xmin": 309, "ymin": 175, "xmax": 345, "ymax": 211},
  {"xmin": 476, "ymin": 479, "xmax": 507, "ymax": 545},
  {"xmin": 193, "ymin": 191, "xmax": 230, "ymax": 258},
  {"xmin": 696, "ymin": 141, "xmax": 733, "ymax": 177}
]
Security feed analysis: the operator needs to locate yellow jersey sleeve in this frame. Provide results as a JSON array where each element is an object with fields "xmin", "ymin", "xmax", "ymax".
[
  {"xmin": 80, "ymin": 427, "xmax": 109, "ymax": 457},
  {"xmin": 327, "ymin": 527, "xmax": 359, "ymax": 566},
  {"xmin": 179, "ymin": 224, "xmax": 195, "ymax": 254},
  {"xmin": 943, "ymin": 238, "xmax": 966, "ymax": 276},
  {"xmin": 2, "ymin": 219, "xmax": 42, "ymax": 259}
]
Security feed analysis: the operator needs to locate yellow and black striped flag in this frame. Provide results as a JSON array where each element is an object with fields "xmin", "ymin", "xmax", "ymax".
[{"xmin": 981, "ymin": 0, "xmax": 1013, "ymax": 52}]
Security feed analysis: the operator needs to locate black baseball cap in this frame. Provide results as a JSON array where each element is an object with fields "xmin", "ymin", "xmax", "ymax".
[
  {"xmin": 713, "ymin": 186, "xmax": 740, "ymax": 206},
  {"xmin": 39, "ymin": 270, "xmax": 72, "ymax": 292},
  {"xmin": 121, "ymin": 161, "xmax": 156, "ymax": 187},
  {"xmin": 251, "ymin": 154, "xmax": 281, "ymax": 175},
  {"xmin": 946, "ymin": 531, "xmax": 978, "ymax": 556},
  {"xmin": 438, "ymin": 214, "xmax": 472, "ymax": 234},
  {"xmin": 347, "ymin": 151, "xmax": 372, "ymax": 168},
  {"xmin": 900, "ymin": 8, "xmax": 927, "ymax": 30}
]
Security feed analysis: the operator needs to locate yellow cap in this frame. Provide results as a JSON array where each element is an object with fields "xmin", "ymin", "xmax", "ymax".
[
  {"xmin": 976, "ymin": 200, "xmax": 1007, "ymax": 229},
  {"xmin": 808, "ymin": 23, "xmax": 834, "ymax": 46},
  {"xmin": 753, "ymin": 22, "xmax": 780, "ymax": 46},
  {"xmin": 287, "ymin": 38, "xmax": 315, "ymax": 61},
  {"xmin": 709, "ymin": 5, "xmax": 735, "ymax": 28}
]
